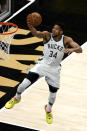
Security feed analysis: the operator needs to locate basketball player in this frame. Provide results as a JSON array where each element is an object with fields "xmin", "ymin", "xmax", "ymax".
[{"xmin": 5, "ymin": 23, "xmax": 82, "ymax": 124}]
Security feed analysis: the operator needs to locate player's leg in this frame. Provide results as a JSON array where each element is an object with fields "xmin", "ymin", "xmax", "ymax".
[
  {"xmin": 15, "ymin": 72, "xmax": 39, "ymax": 99},
  {"xmin": 5, "ymin": 72, "xmax": 39, "ymax": 109},
  {"xmin": 45, "ymin": 84, "xmax": 59, "ymax": 124},
  {"xmin": 44, "ymin": 65, "xmax": 61, "ymax": 124},
  {"xmin": 46, "ymin": 85, "xmax": 59, "ymax": 112}
]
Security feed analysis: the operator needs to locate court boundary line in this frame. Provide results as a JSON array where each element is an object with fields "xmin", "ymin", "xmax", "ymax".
[
  {"xmin": 61, "ymin": 41, "xmax": 87, "ymax": 65},
  {"xmin": 0, "ymin": 120, "xmax": 41, "ymax": 131}
]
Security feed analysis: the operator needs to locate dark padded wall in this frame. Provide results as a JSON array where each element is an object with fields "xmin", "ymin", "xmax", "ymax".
[
  {"xmin": 12, "ymin": 0, "xmax": 87, "ymax": 44},
  {"xmin": 38, "ymin": 0, "xmax": 87, "ymax": 44}
]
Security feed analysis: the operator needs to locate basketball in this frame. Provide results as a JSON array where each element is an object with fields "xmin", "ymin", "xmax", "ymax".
[{"xmin": 27, "ymin": 12, "xmax": 42, "ymax": 27}]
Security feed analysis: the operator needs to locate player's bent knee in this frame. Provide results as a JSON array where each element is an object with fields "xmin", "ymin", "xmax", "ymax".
[
  {"xmin": 26, "ymin": 71, "xmax": 39, "ymax": 84},
  {"xmin": 48, "ymin": 84, "xmax": 59, "ymax": 93},
  {"xmin": 17, "ymin": 72, "xmax": 39, "ymax": 94},
  {"xmin": 17, "ymin": 78, "xmax": 31, "ymax": 93}
]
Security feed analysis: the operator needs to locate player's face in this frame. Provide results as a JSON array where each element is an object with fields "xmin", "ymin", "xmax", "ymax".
[{"xmin": 52, "ymin": 25, "xmax": 63, "ymax": 37}]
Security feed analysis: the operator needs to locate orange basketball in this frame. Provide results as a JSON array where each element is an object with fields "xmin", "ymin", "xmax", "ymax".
[{"xmin": 27, "ymin": 12, "xmax": 42, "ymax": 27}]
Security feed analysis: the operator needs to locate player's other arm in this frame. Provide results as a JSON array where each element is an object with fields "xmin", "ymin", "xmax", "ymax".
[
  {"xmin": 27, "ymin": 24, "xmax": 49, "ymax": 39},
  {"xmin": 63, "ymin": 36, "xmax": 82, "ymax": 54}
]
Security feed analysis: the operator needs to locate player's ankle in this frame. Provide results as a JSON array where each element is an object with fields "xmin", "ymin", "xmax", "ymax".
[
  {"xmin": 46, "ymin": 105, "xmax": 52, "ymax": 113},
  {"xmin": 14, "ymin": 96, "xmax": 21, "ymax": 100},
  {"xmin": 45, "ymin": 105, "xmax": 52, "ymax": 113}
]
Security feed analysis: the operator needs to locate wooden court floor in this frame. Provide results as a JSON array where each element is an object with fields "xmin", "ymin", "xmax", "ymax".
[{"xmin": 0, "ymin": 42, "xmax": 87, "ymax": 131}]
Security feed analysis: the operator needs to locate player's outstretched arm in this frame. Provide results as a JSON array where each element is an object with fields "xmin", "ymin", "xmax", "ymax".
[{"xmin": 27, "ymin": 23, "xmax": 49, "ymax": 39}]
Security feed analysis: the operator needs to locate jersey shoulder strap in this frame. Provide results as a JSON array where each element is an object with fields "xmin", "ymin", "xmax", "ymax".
[
  {"xmin": 61, "ymin": 35, "xmax": 64, "ymax": 41},
  {"xmin": 50, "ymin": 33, "xmax": 54, "ymax": 41}
]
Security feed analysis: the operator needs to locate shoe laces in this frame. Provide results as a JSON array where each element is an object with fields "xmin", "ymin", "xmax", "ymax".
[
  {"xmin": 47, "ymin": 112, "xmax": 52, "ymax": 119},
  {"xmin": 9, "ymin": 98, "xmax": 15, "ymax": 104}
]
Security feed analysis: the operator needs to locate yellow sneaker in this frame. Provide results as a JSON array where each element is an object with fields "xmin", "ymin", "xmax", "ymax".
[
  {"xmin": 5, "ymin": 97, "xmax": 21, "ymax": 109},
  {"xmin": 44, "ymin": 105, "xmax": 53, "ymax": 124}
]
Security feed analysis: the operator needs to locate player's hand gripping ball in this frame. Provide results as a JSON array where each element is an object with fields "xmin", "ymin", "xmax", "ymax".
[{"xmin": 27, "ymin": 12, "xmax": 42, "ymax": 27}]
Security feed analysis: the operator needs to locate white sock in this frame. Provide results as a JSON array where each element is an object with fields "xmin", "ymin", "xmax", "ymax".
[
  {"xmin": 46, "ymin": 103, "xmax": 52, "ymax": 112},
  {"xmin": 15, "ymin": 93, "xmax": 21, "ymax": 100}
]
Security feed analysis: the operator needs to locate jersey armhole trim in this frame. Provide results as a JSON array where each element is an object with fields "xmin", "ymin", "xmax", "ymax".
[{"xmin": 63, "ymin": 35, "xmax": 66, "ymax": 48}]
